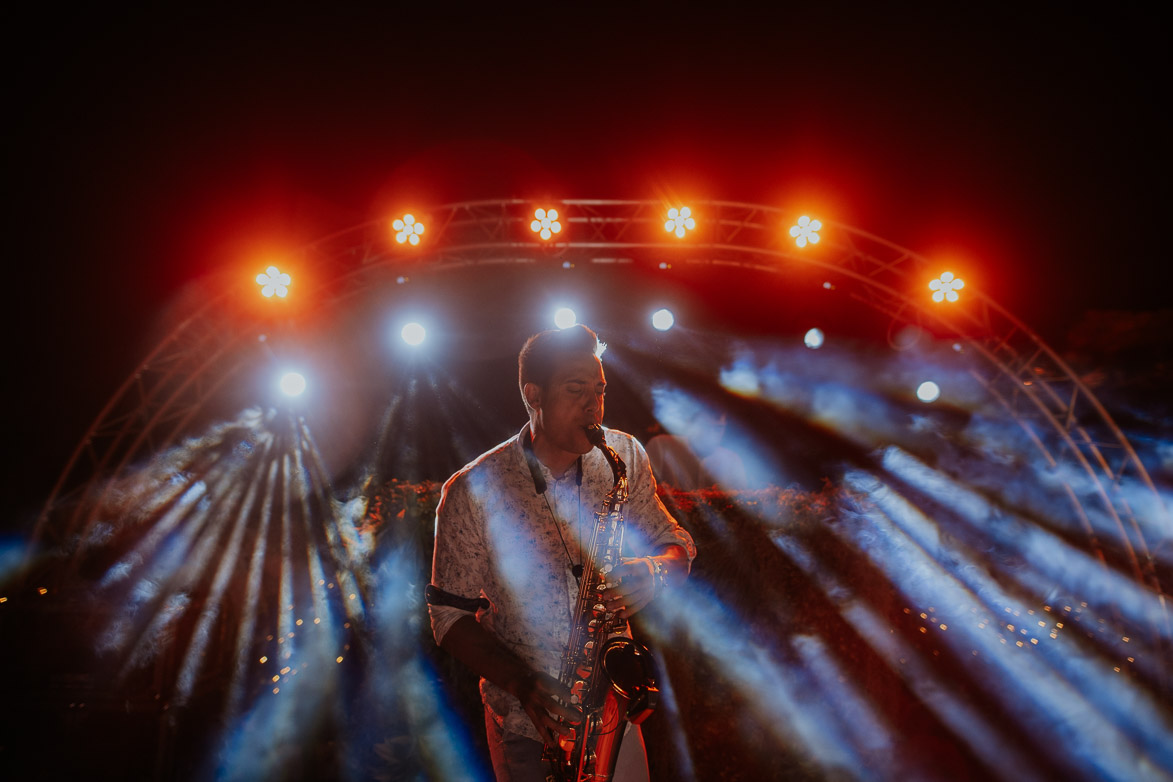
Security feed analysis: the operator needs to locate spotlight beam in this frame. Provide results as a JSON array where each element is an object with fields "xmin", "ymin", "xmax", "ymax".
[
  {"xmin": 225, "ymin": 455, "xmax": 281, "ymax": 719},
  {"xmin": 107, "ymin": 434, "xmax": 271, "ymax": 678},
  {"xmin": 842, "ymin": 472, "xmax": 1173, "ymax": 778},
  {"xmin": 297, "ymin": 421, "xmax": 374, "ymax": 624},
  {"xmin": 646, "ymin": 584, "xmax": 864, "ymax": 773},
  {"xmin": 174, "ymin": 439, "xmax": 272, "ymax": 704},
  {"xmin": 49, "ymin": 342, "xmax": 245, "ymax": 570}
]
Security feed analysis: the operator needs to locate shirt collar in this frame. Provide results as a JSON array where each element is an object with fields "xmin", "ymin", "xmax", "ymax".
[{"xmin": 516, "ymin": 422, "xmax": 585, "ymax": 490}]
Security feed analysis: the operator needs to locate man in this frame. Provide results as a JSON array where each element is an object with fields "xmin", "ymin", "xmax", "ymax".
[{"xmin": 429, "ymin": 324, "xmax": 696, "ymax": 782}]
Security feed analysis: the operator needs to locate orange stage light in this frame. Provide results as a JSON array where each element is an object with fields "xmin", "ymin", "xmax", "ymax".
[
  {"xmin": 393, "ymin": 214, "xmax": 425, "ymax": 245},
  {"xmin": 256, "ymin": 265, "xmax": 291, "ymax": 298},
  {"xmin": 664, "ymin": 207, "xmax": 695, "ymax": 238},
  {"xmin": 530, "ymin": 208, "xmax": 562, "ymax": 240},
  {"xmin": 929, "ymin": 272, "xmax": 965, "ymax": 302},
  {"xmin": 789, "ymin": 215, "xmax": 822, "ymax": 248}
]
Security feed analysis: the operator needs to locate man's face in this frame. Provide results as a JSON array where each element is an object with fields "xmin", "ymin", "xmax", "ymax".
[{"xmin": 533, "ymin": 352, "xmax": 606, "ymax": 456}]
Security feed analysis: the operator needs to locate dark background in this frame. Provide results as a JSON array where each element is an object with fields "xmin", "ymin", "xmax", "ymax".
[{"xmin": 6, "ymin": 6, "xmax": 1170, "ymax": 525}]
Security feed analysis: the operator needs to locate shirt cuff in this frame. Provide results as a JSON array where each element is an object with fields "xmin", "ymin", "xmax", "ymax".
[{"xmin": 429, "ymin": 603, "xmax": 474, "ymax": 645}]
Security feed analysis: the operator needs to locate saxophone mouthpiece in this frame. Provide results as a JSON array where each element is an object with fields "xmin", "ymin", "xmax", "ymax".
[{"xmin": 584, "ymin": 424, "xmax": 606, "ymax": 449}]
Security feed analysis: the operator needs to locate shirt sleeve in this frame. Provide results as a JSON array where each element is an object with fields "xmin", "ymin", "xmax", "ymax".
[
  {"xmin": 429, "ymin": 472, "xmax": 488, "ymax": 645},
  {"xmin": 619, "ymin": 434, "xmax": 697, "ymax": 561}
]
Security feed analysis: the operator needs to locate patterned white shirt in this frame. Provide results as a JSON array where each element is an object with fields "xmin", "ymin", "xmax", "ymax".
[{"xmin": 429, "ymin": 424, "xmax": 696, "ymax": 740}]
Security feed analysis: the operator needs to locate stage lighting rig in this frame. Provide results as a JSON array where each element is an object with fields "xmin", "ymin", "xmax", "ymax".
[
  {"xmin": 530, "ymin": 208, "xmax": 562, "ymax": 240},
  {"xmin": 665, "ymin": 206, "xmax": 695, "ymax": 238},
  {"xmin": 393, "ymin": 214, "xmax": 425, "ymax": 246},
  {"xmin": 256, "ymin": 266, "xmax": 291, "ymax": 298},
  {"xmin": 789, "ymin": 215, "xmax": 822, "ymax": 248},
  {"xmin": 930, "ymin": 272, "xmax": 965, "ymax": 302}
]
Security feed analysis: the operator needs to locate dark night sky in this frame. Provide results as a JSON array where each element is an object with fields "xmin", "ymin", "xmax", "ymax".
[{"xmin": 5, "ymin": 7, "xmax": 1170, "ymax": 523}]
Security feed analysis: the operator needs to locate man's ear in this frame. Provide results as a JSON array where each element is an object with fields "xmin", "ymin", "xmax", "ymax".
[{"xmin": 523, "ymin": 382, "xmax": 542, "ymax": 412}]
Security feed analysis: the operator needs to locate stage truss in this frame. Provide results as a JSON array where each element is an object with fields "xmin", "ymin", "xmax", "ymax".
[{"xmin": 33, "ymin": 199, "xmax": 1168, "ymax": 611}]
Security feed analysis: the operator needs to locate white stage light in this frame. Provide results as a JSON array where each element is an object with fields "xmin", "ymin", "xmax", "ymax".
[
  {"xmin": 401, "ymin": 322, "xmax": 426, "ymax": 346},
  {"xmin": 554, "ymin": 307, "xmax": 577, "ymax": 329},
  {"xmin": 652, "ymin": 308, "xmax": 675, "ymax": 331},
  {"xmin": 279, "ymin": 372, "xmax": 307, "ymax": 397},
  {"xmin": 916, "ymin": 381, "xmax": 941, "ymax": 403},
  {"xmin": 804, "ymin": 328, "xmax": 824, "ymax": 349}
]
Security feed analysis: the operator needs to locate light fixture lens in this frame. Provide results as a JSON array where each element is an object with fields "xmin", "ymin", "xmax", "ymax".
[
  {"xmin": 554, "ymin": 307, "xmax": 577, "ymax": 329},
  {"xmin": 652, "ymin": 308, "xmax": 675, "ymax": 331},
  {"xmin": 916, "ymin": 381, "xmax": 941, "ymax": 403},
  {"xmin": 402, "ymin": 322, "xmax": 426, "ymax": 346},
  {"xmin": 279, "ymin": 372, "xmax": 307, "ymax": 397}
]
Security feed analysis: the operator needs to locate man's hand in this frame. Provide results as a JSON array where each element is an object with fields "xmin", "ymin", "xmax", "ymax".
[
  {"xmin": 513, "ymin": 670, "xmax": 583, "ymax": 747},
  {"xmin": 600, "ymin": 557, "xmax": 658, "ymax": 619},
  {"xmin": 439, "ymin": 615, "xmax": 582, "ymax": 747},
  {"xmin": 600, "ymin": 546, "xmax": 690, "ymax": 619}
]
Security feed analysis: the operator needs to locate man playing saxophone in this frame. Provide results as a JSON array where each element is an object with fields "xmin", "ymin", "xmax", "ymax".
[{"xmin": 429, "ymin": 324, "xmax": 695, "ymax": 782}]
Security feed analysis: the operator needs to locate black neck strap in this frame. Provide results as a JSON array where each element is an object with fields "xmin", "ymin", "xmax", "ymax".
[{"xmin": 520, "ymin": 425, "xmax": 585, "ymax": 580}]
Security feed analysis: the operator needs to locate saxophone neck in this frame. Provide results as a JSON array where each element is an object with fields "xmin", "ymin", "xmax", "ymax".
[{"xmin": 584, "ymin": 425, "xmax": 628, "ymax": 505}]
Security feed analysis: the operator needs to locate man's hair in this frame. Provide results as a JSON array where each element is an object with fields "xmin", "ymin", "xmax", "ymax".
[{"xmin": 518, "ymin": 324, "xmax": 601, "ymax": 413}]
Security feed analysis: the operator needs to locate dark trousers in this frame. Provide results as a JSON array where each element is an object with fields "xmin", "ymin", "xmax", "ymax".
[{"xmin": 484, "ymin": 709, "xmax": 649, "ymax": 782}]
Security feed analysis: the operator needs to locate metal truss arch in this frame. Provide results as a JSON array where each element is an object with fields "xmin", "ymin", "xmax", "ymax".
[{"xmin": 35, "ymin": 199, "xmax": 1168, "ymax": 611}]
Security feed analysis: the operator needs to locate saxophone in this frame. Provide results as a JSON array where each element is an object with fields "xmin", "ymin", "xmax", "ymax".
[{"xmin": 543, "ymin": 425, "xmax": 660, "ymax": 782}]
